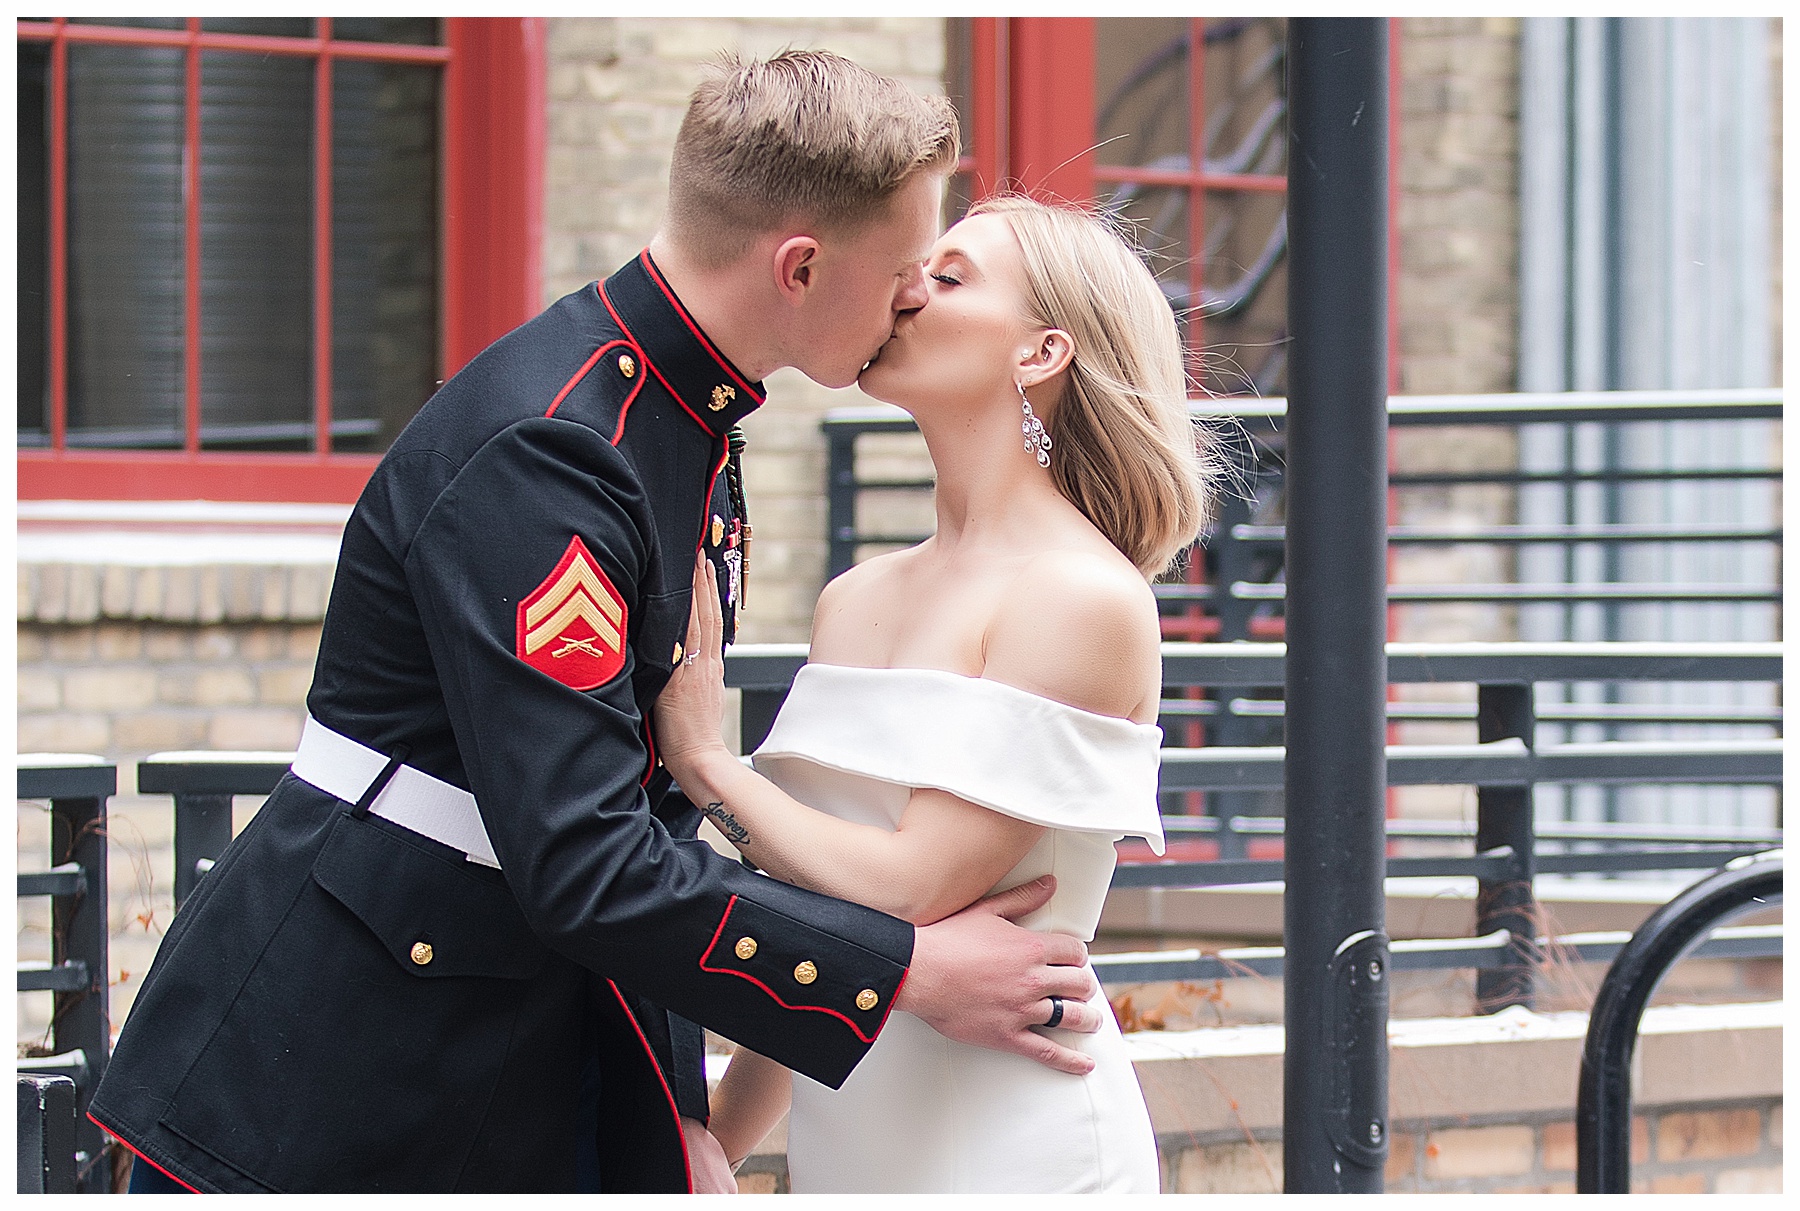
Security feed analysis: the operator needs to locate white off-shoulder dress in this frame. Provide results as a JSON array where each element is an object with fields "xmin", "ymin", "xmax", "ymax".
[{"xmin": 750, "ymin": 663, "xmax": 1165, "ymax": 1193}]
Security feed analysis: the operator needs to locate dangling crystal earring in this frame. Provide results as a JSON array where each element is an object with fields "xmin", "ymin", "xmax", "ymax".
[{"xmin": 1018, "ymin": 381, "xmax": 1053, "ymax": 469}]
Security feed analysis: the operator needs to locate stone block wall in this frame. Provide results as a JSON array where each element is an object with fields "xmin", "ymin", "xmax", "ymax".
[{"xmin": 17, "ymin": 555, "xmax": 331, "ymax": 1038}]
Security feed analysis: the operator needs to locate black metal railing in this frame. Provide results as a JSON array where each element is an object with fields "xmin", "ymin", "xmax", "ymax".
[
  {"xmin": 18, "ymin": 1074, "xmax": 79, "ymax": 1194},
  {"xmin": 1575, "ymin": 851, "xmax": 1783, "ymax": 1193},
  {"xmin": 823, "ymin": 389, "xmax": 1783, "ymax": 639},
  {"xmin": 136, "ymin": 751, "xmax": 291, "ymax": 910},
  {"xmin": 23, "ymin": 640, "xmax": 1782, "ymax": 1017},
  {"xmin": 16, "ymin": 756, "xmax": 116, "ymax": 1194},
  {"xmin": 725, "ymin": 640, "xmax": 1782, "ymax": 1006}
]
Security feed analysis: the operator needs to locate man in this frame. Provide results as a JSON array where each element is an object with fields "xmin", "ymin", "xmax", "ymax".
[{"xmin": 90, "ymin": 50, "xmax": 1104, "ymax": 1194}]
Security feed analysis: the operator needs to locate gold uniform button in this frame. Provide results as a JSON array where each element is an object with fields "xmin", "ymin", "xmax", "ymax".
[
  {"xmin": 793, "ymin": 960, "xmax": 818, "ymax": 985},
  {"xmin": 618, "ymin": 353, "xmax": 637, "ymax": 379},
  {"xmin": 410, "ymin": 941, "xmax": 434, "ymax": 966},
  {"xmin": 672, "ymin": 641, "xmax": 684, "ymax": 665},
  {"xmin": 734, "ymin": 936, "xmax": 758, "ymax": 961},
  {"xmin": 855, "ymin": 988, "xmax": 880, "ymax": 1012}
]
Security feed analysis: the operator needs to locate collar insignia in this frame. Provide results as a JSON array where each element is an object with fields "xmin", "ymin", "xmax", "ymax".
[{"xmin": 710, "ymin": 384, "xmax": 736, "ymax": 412}]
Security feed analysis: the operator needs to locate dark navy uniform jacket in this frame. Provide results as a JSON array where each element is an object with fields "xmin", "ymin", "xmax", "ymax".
[{"xmin": 89, "ymin": 253, "xmax": 915, "ymax": 1193}]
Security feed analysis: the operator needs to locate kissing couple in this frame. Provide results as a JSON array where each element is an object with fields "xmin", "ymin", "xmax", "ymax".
[{"xmin": 93, "ymin": 49, "xmax": 1215, "ymax": 1194}]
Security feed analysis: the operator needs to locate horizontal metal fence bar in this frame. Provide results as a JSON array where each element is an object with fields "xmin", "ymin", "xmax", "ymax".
[
  {"xmin": 15, "ymin": 1050, "xmax": 91, "ymax": 1090},
  {"xmin": 16, "ymin": 864, "xmax": 84, "ymax": 898},
  {"xmin": 1092, "ymin": 924, "xmax": 1783, "ymax": 985},
  {"xmin": 1233, "ymin": 523, "xmax": 1781, "ymax": 545},
  {"xmin": 137, "ymin": 751, "xmax": 294, "ymax": 796},
  {"xmin": 724, "ymin": 642, "xmax": 1783, "ymax": 688},
  {"xmin": 16, "ymin": 758, "xmax": 116, "ymax": 801},
  {"xmin": 1391, "ymin": 468, "xmax": 1781, "ymax": 486},
  {"xmin": 1153, "ymin": 738, "xmax": 1781, "ymax": 792},
  {"xmin": 1208, "ymin": 699, "xmax": 1782, "ymax": 726},
  {"xmin": 1155, "ymin": 641, "xmax": 1783, "ymax": 685},
  {"xmin": 1156, "ymin": 815, "xmax": 1783, "ymax": 846},
  {"xmin": 1109, "ymin": 843, "xmax": 1765, "ymax": 888},
  {"xmin": 1538, "ymin": 740, "xmax": 1783, "ymax": 784},
  {"xmin": 838, "ymin": 532, "xmax": 933, "ymax": 548},
  {"xmin": 16, "ymin": 960, "xmax": 89, "ymax": 994},
  {"xmin": 842, "ymin": 477, "xmax": 936, "ymax": 491},
  {"xmin": 846, "ymin": 472, "xmax": 1782, "ymax": 493},
  {"xmin": 1224, "ymin": 582, "xmax": 1781, "ymax": 604},
  {"xmin": 1529, "ymin": 848, "xmax": 1774, "ymax": 875},
  {"xmin": 724, "ymin": 644, "xmax": 812, "ymax": 690},
  {"xmin": 827, "ymin": 389, "xmax": 1785, "ymax": 432}
]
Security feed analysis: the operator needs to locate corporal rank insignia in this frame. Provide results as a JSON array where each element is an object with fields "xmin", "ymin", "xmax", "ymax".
[{"xmin": 516, "ymin": 536, "xmax": 627, "ymax": 690}]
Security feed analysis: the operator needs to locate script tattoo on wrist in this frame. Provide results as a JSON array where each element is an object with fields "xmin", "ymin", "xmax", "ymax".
[{"xmin": 702, "ymin": 801, "xmax": 750, "ymax": 846}]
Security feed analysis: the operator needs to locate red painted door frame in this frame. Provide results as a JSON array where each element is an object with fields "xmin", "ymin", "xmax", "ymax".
[{"xmin": 1002, "ymin": 18, "xmax": 1096, "ymax": 203}]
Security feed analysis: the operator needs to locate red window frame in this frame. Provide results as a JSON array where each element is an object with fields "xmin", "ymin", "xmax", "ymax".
[
  {"xmin": 955, "ymin": 17, "xmax": 1403, "ymax": 657},
  {"xmin": 16, "ymin": 16, "xmax": 544, "ymax": 503},
  {"xmin": 956, "ymin": 17, "xmax": 1400, "ymax": 389}
]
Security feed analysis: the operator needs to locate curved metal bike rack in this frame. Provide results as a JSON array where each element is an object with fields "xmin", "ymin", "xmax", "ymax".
[{"xmin": 1576, "ymin": 850, "xmax": 1783, "ymax": 1193}]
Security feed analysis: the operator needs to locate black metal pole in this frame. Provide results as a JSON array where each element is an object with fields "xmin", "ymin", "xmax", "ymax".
[
  {"xmin": 1282, "ymin": 17, "xmax": 1391, "ymax": 1192},
  {"xmin": 51, "ymin": 786, "xmax": 112, "ymax": 1192},
  {"xmin": 1474, "ymin": 682, "xmax": 1539, "ymax": 1011}
]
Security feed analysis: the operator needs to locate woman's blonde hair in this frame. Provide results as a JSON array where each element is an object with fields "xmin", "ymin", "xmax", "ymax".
[{"xmin": 971, "ymin": 195, "xmax": 1220, "ymax": 579}]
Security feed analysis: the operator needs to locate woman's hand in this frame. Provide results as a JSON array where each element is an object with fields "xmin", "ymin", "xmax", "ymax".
[
  {"xmin": 680, "ymin": 1116, "xmax": 737, "ymax": 1194},
  {"xmin": 654, "ymin": 554, "xmax": 733, "ymax": 786}
]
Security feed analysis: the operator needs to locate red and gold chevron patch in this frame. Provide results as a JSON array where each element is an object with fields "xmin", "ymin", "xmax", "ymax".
[{"xmin": 516, "ymin": 536, "xmax": 627, "ymax": 690}]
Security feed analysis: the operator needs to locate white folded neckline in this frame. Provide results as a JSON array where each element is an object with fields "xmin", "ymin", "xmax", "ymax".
[{"xmin": 752, "ymin": 662, "xmax": 1166, "ymax": 853}]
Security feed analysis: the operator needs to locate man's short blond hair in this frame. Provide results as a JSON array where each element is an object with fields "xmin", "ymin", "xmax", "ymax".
[{"xmin": 667, "ymin": 50, "xmax": 960, "ymax": 267}]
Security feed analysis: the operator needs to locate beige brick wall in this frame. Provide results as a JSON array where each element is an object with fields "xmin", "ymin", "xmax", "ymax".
[
  {"xmin": 1387, "ymin": 17, "xmax": 1524, "ymax": 659},
  {"xmin": 17, "ymin": 618, "xmax": 322, "ymax": 1038},
  {"xmin": 544, "ymin": 17, "xmax": 947, "ymax": 642}
]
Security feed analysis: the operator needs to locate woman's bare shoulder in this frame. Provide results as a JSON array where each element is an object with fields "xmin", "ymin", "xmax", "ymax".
[
  {"xmin": 981, "ymin": 547, "xmax": 1162, "ymax": 722},
  {"xmin": 808, "ymin": 547, "xmax": 917, "ymax": 657}
]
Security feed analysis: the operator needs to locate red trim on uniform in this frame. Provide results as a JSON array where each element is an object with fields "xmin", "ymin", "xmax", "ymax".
[
  {"xmin": 703, "ymin": 893, "xmax": 741, "ymax": 956},
  {"xmin": 639, "ymin": 711, "xmax": 659, "ymax": 787},
  {"xmin": 698, "ymin": 897, "xmax": 883, "ymax": 1044},
  {"xmin": 608, "ymin": 344, "xmax": 649, "ymax": 445},
  {"xmin": 637, "ymin": 251, "xmax": 764, "ymax": 404},
  {"xmin": 544, "ymin": 341, "xmax": 625, "ymax": 420},
  {"xmin": 698, "ymin": 443, "xmax": 730, "ymax": 553},
  {"xmin": 88, "ymin": 1112, "xmax": 204, "ymax": 1193},
  {"xmin": 595, "ymin": 282, "xmax": 720, "ymax": 436},
  {"xmin": 605, "ymin": 979, "xmax": 694, "ymax": 1195}
]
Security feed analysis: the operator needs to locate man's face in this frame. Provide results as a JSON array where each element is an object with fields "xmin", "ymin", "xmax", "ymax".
[{"xmin": 788, "ymin": 171, "xmax": 943, "ymax": 389}]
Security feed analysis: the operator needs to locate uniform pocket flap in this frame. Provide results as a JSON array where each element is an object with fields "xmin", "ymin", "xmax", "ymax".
[{"xmin": 311, "ymin": 812, "xmax": 549, "ymax": 980}]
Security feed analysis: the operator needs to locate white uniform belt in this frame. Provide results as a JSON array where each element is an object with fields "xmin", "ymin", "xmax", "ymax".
[{"xmin": 292, "ymin": 715, "xmax": 501, "ymax": 869}]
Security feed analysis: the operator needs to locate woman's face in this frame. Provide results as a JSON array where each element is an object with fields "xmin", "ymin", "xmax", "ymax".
[{"xmin": 857, "ymin": 212, "xmax": 1040, "ymax": 413}]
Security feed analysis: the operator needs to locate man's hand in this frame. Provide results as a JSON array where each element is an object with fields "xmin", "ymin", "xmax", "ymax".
[
  {"xmin": 894, "ymin": 875, "xmax": 1104, "ymax": 1076},
  {"xmin": 681, "ymin": 1116, "xmax": 737, "ymax": 1194}
]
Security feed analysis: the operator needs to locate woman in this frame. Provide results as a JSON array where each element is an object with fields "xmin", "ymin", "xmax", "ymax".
[{"xmin": 654, "ymin": 195, "xmax": 1218, "ymax": 1192}]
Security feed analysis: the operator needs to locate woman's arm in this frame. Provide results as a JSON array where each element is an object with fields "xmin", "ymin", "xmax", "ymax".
[
  {"xmin": 656, "ymin": 551, "xmax": 1160, "ymax": 925},
  {"xmin": 657, "ymin": 558, "xmax": 1043, "ymax": 923},
  {"xmin": 678, "ymin": 753, "xmax": 1045, "ymax": 926},
  {"xmin": 707, "ymin": 1047, "xmax": 793, "ymax": 1177}
]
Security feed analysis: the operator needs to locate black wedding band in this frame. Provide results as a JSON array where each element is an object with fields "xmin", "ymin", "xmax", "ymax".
[{"xmin": 1044, "ymin": 995, "xmax": 1065, "ymax": 1029}]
